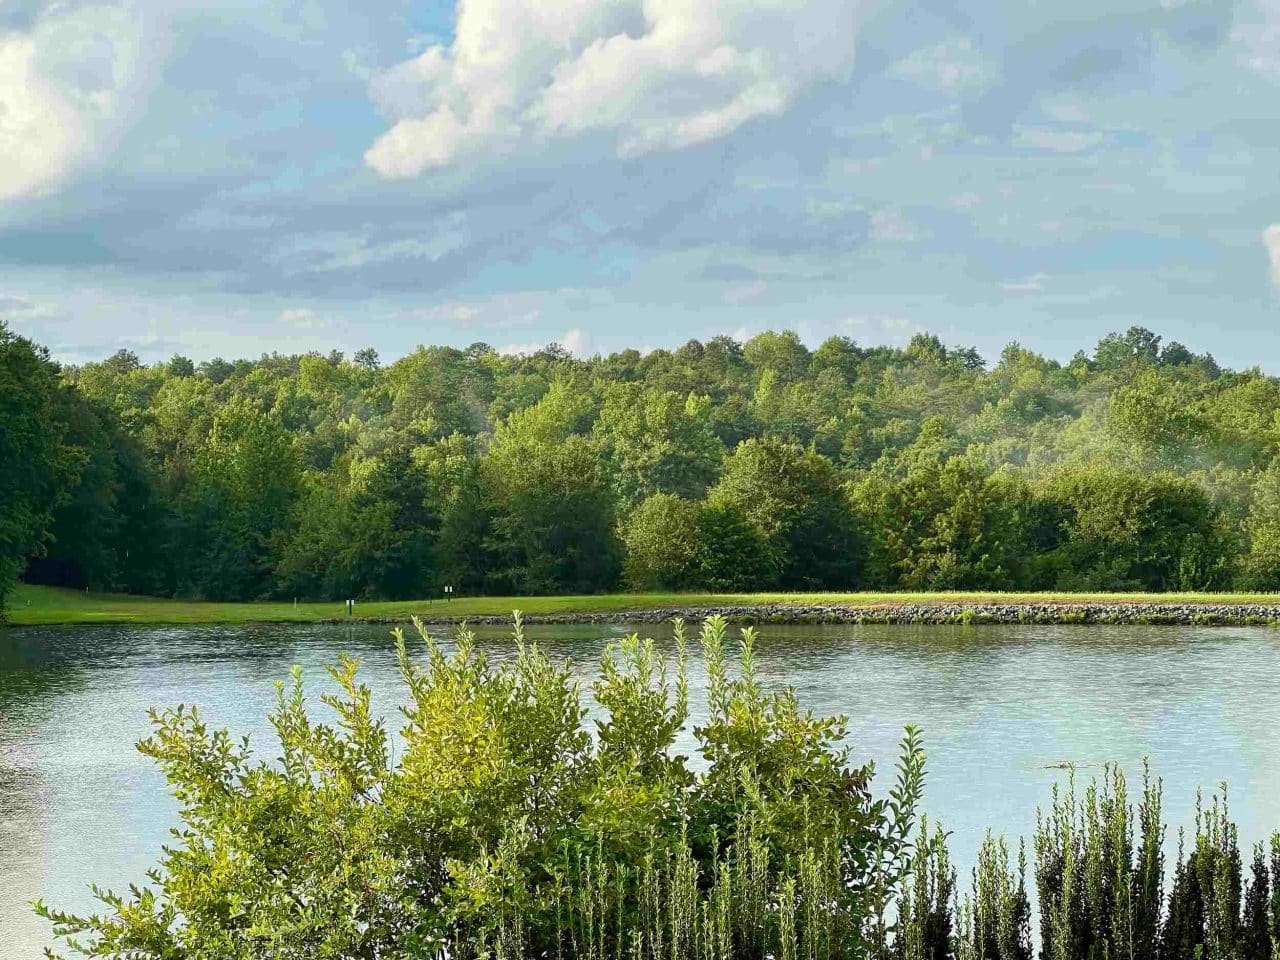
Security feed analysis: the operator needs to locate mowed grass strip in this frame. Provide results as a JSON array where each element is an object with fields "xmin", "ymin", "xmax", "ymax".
[{"xmin": 6, "ymin": 583, "xmax": 1280, "ymax": 626}]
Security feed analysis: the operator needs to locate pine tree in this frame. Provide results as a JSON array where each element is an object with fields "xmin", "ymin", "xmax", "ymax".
[
  {"xmin": 1161, "ymin": 836, "xmax": 1205, "ymax": 960},
  {"xmin": 1242, "ymin": 843, "xmax": 1273, "ymax": 960},
  {"xmin": 1132, "ymin": 765, "xmax": 1164, "ymax": 960}
]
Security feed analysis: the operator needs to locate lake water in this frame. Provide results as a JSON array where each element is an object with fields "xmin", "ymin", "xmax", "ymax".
[{"xmin": 2, "ymin": 620, "xmax": 1279, "ymax": 954}]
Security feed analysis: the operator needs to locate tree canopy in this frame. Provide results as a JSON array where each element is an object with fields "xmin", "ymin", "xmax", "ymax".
[{"xmin": 3, "ymin": 323, "xmax": 1276, "ymax": 607}]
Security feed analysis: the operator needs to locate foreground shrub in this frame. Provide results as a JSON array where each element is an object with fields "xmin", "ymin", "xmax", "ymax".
[
  {"xmin": 37, "ymin": 616, "xmax": 925, "ymax": 959},
  {"xmin": 895, "ymin": 765, "xmax": 1280, "ymax": 960},
  {"xmin": 34, "ymin": 619, "xmax": 1280, "ymax": 960}
]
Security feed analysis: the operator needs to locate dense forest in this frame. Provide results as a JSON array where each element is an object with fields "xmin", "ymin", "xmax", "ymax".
[{"xmin": 5, "ymin": 319, "xmax": 1280, "ymax": 612}]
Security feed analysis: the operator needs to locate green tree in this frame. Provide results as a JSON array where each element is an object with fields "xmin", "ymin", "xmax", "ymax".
[
  {"xmin": 708, "ymin": 437, "xmax": 858, "ymax": 588},
  {"xmin": 21, "ymin": 391, "xmax": 141, "ymax": 590},
  {"xmin": 384, "ymin": 345, "xmax": 494, "ymax": 440},
  {"xmin": 621, "ymin": 493, "xmax": 698, "ymax": 589},
  {"xmin": 178, "ymin": 396, "xmax": 302, "ymax": 599},
  {"xmin": 37, "ymin": 618, "xmax": 925, "ymax": 960},
  {"xmin": 1107, "ymin": 369, "xmax": 1208, "ymax": 459},
  {"xmin": 417, "ymin": 434, "xmax": 497, "ymax": 596},
  {"xmin": 851, "ymin": 422, "xmax": 1018, "ymax": 589},
  {"xmin": 485, "ymin": 381, "xmax": 620, "ymax": 592},
  {"xmin": 1239, "ymin": 463, "xmax": 1280, "ymax": 589},
  {"xmin": 1241, "ymin": 843, "xmax": 1273, "ymax": 960},
  {"xmin": 689, "ymin": 500, "xmax": 773, "ymax": 590},
  {"xmin": 1035, "ymin": 464, "xmax": 1227, "ymax": 591},
  {"xmin": 810, "ymin": 335, "xmax": 862, "ymax": 382},
  {"xmin": 743, "ymin": 329, "xmax": 810, "ymax": 382},
  {"xmin": 13, "ymin": 321, "xmax": 1280, "ymax": 602},
  {"xmin": 275, "ymin": 449, "xmax": 438, "ymax": 600},
  {"xmin": 1093, "ymin": 326, "xmax": 1163, "ymax": 371},
  {"xmin": 595, "ymin": 384, "xmax": 723, "ymax": 507},
  {"xmin": 0, "ymin": 323, "xmax": 75, "ymax": 614}
]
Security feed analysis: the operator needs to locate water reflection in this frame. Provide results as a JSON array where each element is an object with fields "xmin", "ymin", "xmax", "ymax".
[
  {"xmin": 1, "ymin": 621, "xmax": 1278, "ymax": 954},
  {"xmin": 0, "ymin": 627, "xmax": 90, "ymax": 950}
]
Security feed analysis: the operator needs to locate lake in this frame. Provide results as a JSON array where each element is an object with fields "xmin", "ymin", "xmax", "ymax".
[{"xmin": 2, "ymin": 620, "xmax": 1279, "ymax": 954}]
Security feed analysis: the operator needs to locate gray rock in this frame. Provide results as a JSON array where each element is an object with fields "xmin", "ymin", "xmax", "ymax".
[{"xmin": 362, "ymin": 602, "xmax": 1280, "ymax": 627}]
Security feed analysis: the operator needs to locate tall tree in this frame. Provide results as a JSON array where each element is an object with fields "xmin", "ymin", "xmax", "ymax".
[
  {"xmin": 177, "ymin": 396, "xmax": 302, "ymax": 599},
  {"xmin": 708, "ymin": 437, "xmax": 857, "ymax": 588},
  {"xmin": 1035, "ymin": 464, "xmax": 1227, "ymax": 591},
  {"xmin": 0, "ymin": 322, "xmax": 74, "ymax": 614},
  {"xmin": 851, "ymin": 420, "xmax": 1018, "ymax": 589},
  {"xmin": 594, "ymin": 384, "xmax": 723, "ymax": 507},
  {"xmin": 484, "ymin": 380, "xmax": 620, "ymax": 593}
]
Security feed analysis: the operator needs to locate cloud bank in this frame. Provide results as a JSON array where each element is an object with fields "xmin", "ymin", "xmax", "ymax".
[
  {"xmin": 0, "ymin": 2, "xmax": 152, "ymax": 202},
  {"xmin": 365, "ymin": 0, "xmax": 876, "ymax": 178},
  {"xmin": 3, "ymin": 0, "xmax": 1280, "ymax": 372}
]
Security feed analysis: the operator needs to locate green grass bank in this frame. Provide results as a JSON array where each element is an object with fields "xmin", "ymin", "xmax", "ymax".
[{"xmin": 8, "ymin": 583, "xmax": 1280, "ymax": 627}]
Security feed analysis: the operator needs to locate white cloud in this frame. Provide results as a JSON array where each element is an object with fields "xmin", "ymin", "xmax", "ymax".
[
  {"xmin": 1001, "ymin": 273, "xmax": 1048, "ymax": 293},
  {"xmin": 0, "ymin": 294, "xmax": 40, "ymax": 315},
  {"xmin": 1014, "ymin": 126, "xmax": 1105, "ymax": 153},
  {"xmin": 0, "ymin": 3, "xmax": 155, "ymax": 202},
  {"xmin": 870, "ymin": 208, "xmax": 924, "ymax": 243},
  {"xmin": 497, "ymin": 340, "xmax": 541, "ymax": 356},
  {"xmin": 1233, "ymin": 1, "xmax": 1280, "ymax": 78},
  {"xmin": 834, "ymin": 313, "xmax": 924, "ymax": 345},
  {"xmin": 268, "ymin": 217, "xmax": 471, "ymax": 276},
  {"xmin": 389, "ymin": 296, "xmax": 543, "ymax": 331},
  {"xmin": 1265, "ymin": 224, "xmax": 1280, "ymax": 285},
  {"xmin": 561, "ymin": 327, "xmax": 590, "ymax": 356},
  {"xmin": 891, "ymin": 37, "xmax": 994, "ymax": 94},
  {"xmin": 754, "ymin": 315, "xmax": 931, "ymax": 352},
  {"xmin": 365, "ymin": 0, "xmax": 876, "ymax": 178}
]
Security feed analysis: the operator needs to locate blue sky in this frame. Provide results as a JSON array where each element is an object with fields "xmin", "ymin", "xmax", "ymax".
[{"xmin": 1, "ymin": 0, "xmax": 1278, "ymax": 368}]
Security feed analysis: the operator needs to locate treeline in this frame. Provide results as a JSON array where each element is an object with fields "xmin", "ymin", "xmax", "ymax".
[
  {"xmin": 6, "ymin": 320, "xmax": 1280, "ymax": 609},
  {"xmin": 36, "ymin": 618, "xmax": 1280, "ymax": 959}
]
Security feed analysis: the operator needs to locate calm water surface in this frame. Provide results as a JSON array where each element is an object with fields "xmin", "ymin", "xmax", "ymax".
[{"xmin": 2, "ymin": 621, "xmax": 1279, "ymax": 954}]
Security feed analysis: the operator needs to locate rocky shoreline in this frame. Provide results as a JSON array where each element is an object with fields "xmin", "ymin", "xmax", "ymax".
[{"xmin": 364, "ymin": 602, "xmax": 1280, "ymax": 627}]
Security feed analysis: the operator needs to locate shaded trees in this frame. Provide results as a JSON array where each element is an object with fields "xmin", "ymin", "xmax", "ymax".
[
  {"xmin": 0, "ymin": 323, "xmax": 74, "ymax": 614},
  {"xmin": 484, "ymin": 381, "xmax": 620, "ymax": 593},
  {"xmin": 275, "ymin": 449, "xmax": 438, "ymax": 600},
  {"xmin": 21, "ymin": 391, "xmax": 166, "ymax": 593},
  {"xmin": 621, "ymin": 493, "xmax": 699, "ymax": 590},
  {"xmin": 708, "ymin": 438, "xmax": 858, "ymax": 589},
  {"xmin": 13, "ymin": 322, "xmax": 1280, "ymax": 600},
  {"xmin": 1239, "ymin": 463, "xmax": 1280, "ymax": 589},
  {"xmin": 851, "ymin": 421, "xmax": 1018, "ymax": 590},
  {"xmin": 177, "ymin": 396, "xmax": 302, "ymax": 599},
  {"xmin": 1034, "ymin": 465, "xmax": 1227, "ymax": 591}
]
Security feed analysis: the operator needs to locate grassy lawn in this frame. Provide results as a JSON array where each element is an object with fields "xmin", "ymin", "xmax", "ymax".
[{"xmin": 6, "ymin": 583, "xmax": 1280, "ymax": 626}]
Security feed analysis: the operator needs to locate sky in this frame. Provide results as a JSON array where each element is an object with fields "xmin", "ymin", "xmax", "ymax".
[{"xmin": 1, "ymin": 0, "xmax": 1278, "ymax": 369}]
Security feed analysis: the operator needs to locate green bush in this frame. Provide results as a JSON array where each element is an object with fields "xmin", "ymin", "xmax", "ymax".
[
  {"xmin": 1034, "ymin": 465, "xmax": 1229, "ymax": 592},
  {"xmin": 894, "ymin": 764, "xmax": 1280, "ymax": 960},
  {"xmin": 38, "ymin": 616, "xmax": 925, "ymax": 959},
  {"xmin": 621, "ymin": 493, "xmax": 699, "ymax": 589}
]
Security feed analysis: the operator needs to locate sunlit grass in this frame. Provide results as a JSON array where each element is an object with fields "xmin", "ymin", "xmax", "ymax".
[{"xmin": 6, "ymin": 582, "xmax": 1280, "ymax": 626}]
